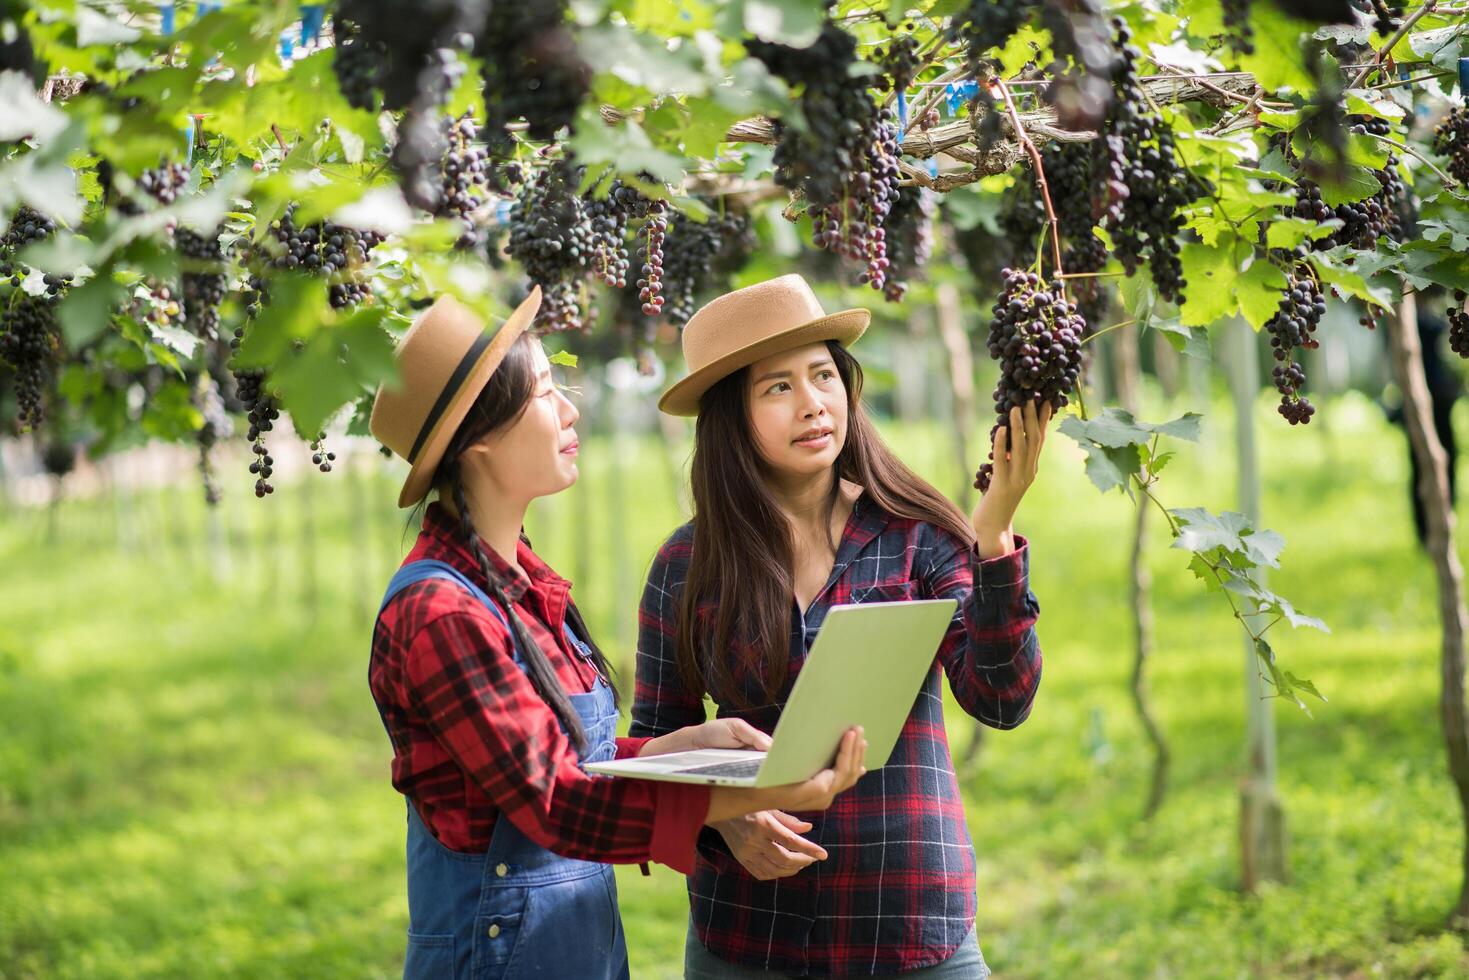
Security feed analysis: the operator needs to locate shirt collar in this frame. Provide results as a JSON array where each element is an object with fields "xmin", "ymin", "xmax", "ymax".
[{"xmin": 420, "ymin": 502, "xmax": 571, "ymax": 605}]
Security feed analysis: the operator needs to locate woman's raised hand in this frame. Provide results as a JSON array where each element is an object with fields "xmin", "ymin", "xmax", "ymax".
[{"xmin": 972, "ymin": 399, "xmax": 1052, "ymax": 556}]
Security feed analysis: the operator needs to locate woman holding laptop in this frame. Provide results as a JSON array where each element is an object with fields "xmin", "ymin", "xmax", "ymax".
[
  {"xmin": 631, "ymin": 275, "xmax": 1049, "ymax": 979},
  {"xmin": 368, "ymin": 287, "xmax": 866, "ymax": 980}
]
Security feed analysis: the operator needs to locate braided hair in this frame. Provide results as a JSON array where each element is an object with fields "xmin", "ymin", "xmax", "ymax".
[{"xmin": 431, "ymin": 333, "xmax": 617, "ymax": 752}]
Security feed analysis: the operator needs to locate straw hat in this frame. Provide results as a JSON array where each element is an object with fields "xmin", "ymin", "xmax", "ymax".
[
  {"xmin": 370, "ymin": 288, "xmax": 541, "ymax": 508},
  {"xmin": 658, "ymin": 274, "xmax": 869, "ymax": 416}
]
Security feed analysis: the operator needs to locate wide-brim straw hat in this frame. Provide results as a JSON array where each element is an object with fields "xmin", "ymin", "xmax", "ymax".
[
  {"xmin": 658, "ymin": 274, "xmax": 869, "ymax": 417},
  {"xmin": 371, "ymin": 287, "xmax": 541, "ymax": 508}
]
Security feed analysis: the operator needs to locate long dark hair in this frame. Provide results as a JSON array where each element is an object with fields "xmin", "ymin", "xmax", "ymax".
[
  {"xmin": 676, "ymin": 341, "xmax": 973, "ymax": 709},
  {"xmin": 430, "ymin": 333, "xmax": 616, "ymax": 752}
]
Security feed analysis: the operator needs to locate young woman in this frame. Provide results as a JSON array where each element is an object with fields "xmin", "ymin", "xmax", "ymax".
[
  {"xmin": 632, "ymin": 275, "xmax": 1048, "ymax": 979},
  {"xmin": 369, "ymin": 288, "xmax": 867, "ymax": 980}
]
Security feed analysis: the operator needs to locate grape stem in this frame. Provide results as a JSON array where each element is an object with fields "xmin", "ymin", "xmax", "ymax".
[
  {"xmin": 1360, "ymin": 126, "xmax": 1462, "ymax": 189},
  {"xmin": 1080, "ymin": 318, "xmax": 1138, "ymax": 346},
  {"xmin": 992, "ymin": 78, "xmax": 1065, "ymax": 280},
  {"xmin": 1349, "ymin": 0, "xmax": 1440, "ymax": 89}
]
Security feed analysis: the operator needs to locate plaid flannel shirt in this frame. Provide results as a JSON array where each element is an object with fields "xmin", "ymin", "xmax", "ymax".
[
  {"xmin": 631, "ymin": 492, "xmax": 1043, "ymax": 976},
  {"xmin": 369, "ymin": 503, "xmax": 710, "ymax": 872}
]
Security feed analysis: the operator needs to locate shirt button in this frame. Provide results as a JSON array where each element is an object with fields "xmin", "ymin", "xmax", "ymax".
[
  {"xmin": 488, "ymin": 924, "xmax": 501, "ymax": 938},
  {"xmin": 495, "ymin": 863, "xmax": 508, "ymax": 877}
]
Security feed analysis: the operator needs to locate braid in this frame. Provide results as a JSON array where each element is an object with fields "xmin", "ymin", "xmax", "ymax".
[{"xmin": 449, "ymin": 464, "xmax": 590, "ymax": 752}]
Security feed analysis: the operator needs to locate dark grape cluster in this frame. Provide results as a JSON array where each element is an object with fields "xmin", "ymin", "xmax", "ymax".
[
  {"xmin": 1096, "ymin": 19, "xmax": 1197, "ymax": 303},
  {"xmin": 1433, "ymin": 106, "xmax": 1469, "ymax": 185},
  {"xmin": 586, "ymin": 188, "xmax": 631, "ymax": 289},
  {"xmin": 434, "ymin": 114, "xmax": 495, "ymax": 249},
  {"xmin": 661, "ymin": 208, "xmax": 755, "ymax": 324},
  {"xmin": 1046, "ymin": 142, "xmax": 1107, "ymax": 277},
  {"xmin": 747, "ymin": 25, "xmax": 903, "ymax": 289},
  {"xmin": 947, "ymin": 0, "xmax": 1030, "ymax": 74},
  {"xmin": 260, "ymin": 205, "xmax": 384, "ymax": 309},
  {"xmin": 310, "ymin": 432, "xmax": 337, "ymax": 473},
  {"xmin": 1037, "ymin": 0, "xmax": 1118, "ymax": 131},
  {"xmin": 0, "ymin": 294, "xmax": 60, "ymax": 431},
  {"xmin": 1222, "ymin": 0, "xmax": 1254, "ymax": 55},
  {"xmin": 507, "ymin": 159, "xmax": 595, "ymax": 332},
  {"xmin": 330, "ymin": 15, "xmax": 386, "ymax": 110},
  {"xmin": 1449, "ymin": 291, "xmax": 1469, "ymax": 359},
  {"xmin": 231, "ymin": 360, "xmax": 279, "ymax": 497},
  {"xmin": 178, "ymin": 226, "xmax": 229, "ymax": 340},
  {"xmin": 1264, "ymin": 272, "xmax": 1325, "ymax": 424},
  {"xmin": 881, "ymin": 186, "xmax": 935, "ymax": 303},
  {"xmin": 133, "ymin": 162, "xmax": 190, "ymax": 209},
  {"xmin": 2, "ymin": 207, "xmax": 56, "ymax": 253},
  {"xmin": 477, "ymin": 0, "xmax": 590, "ymax": 155},
  {"xmin": 876, "ymin": 32, "xmax": 922, "ymax": 94},
  {"xmin": 974, "ymin": 269, "xmax": 1085, "ymax": 490},
  {"xmin": 1292, "ymin": 116, "xmax": 1403, "ymax": 251},
  {"xmin": 1362, "ymin": 0, "xmax": 1404, "ymax": 35}
]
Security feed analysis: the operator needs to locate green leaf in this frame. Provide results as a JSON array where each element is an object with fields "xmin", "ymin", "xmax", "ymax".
[
  {"xmin": 1179, "ymin": 243, "xmax": 1239, "ymax": 326},
  {"xmin": 271, "ymin": 308, "xmax": 399, "ymax": 438},
  {"xmin": 1188, "ymin": 553, "xmax": 1222, "ymax": 591},
  {"xmin": 1171, "ymin": 507, "xmax": 1254, "ymax": 559},
  {"xmin": 1239, "ymin": 5, "xmax": 1317, "ymax": 93},
  {"xmin": 235, "ymin": 276, "xmax": 331, "ymax": 366},
  {"xmin": 726, "ymin": 0, "xmax": 825, "ymax": 46},
  {"xmin": 1150, "ymin": 318, "xmax": 1211, "ymax": 360},
  {"xmin": 1315, "ymin": 165, "xmax": 1383, "ymax": 206},
  {"xmin": 1265, "ymin": 216, "xmax": 1341, "ymax": 250},
  {"xmin": 57, "ymin": 272, "xmax": 123, "ymax": 348},
  {"xmin": 1285, "ymin": 672, "xmax": 1327, "ymax": 703},
  {"xmin": 1150, "ymin": 413, "xmax": 1204, "ymax": 442},
  {"xmin": 548, "ymin": 350, "xmax": 579, "ymax": 368},
  {"xmin": 580, "ymin": 22, "xmax": 709, "ymax": 95},
  {"xmin": 75, "ymin": 7, "xmax": 142, "ymax": 47},
  {"xmin": 0, "ymin": 70, "xmax": 68, "ymax": 143},
  {"xmin": 1310, "ymin": 250, "xmax": 1394, "ymax": 310},
  {"xmin": 1237, "ymin": 260, "xmax": 1288, "ymax": 329}
]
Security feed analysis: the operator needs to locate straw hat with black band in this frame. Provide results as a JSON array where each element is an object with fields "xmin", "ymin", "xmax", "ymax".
[
  {"xmin": 371, "ymin": 287, "xmax": 542, "ymax": 508},
  {"xmin": 658, "ymin": 274, "xmax": 870, "ymax": 417}
]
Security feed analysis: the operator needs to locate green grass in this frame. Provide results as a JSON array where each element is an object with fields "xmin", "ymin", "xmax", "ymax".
[{"xmin": 3, "ymin": 388, "xmax": 1469, "ymax": 978}]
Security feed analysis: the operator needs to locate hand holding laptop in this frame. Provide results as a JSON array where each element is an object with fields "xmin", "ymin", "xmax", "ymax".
[{"xmin": 704, "ymin": 727, "xmax": 867, "ymax": 824}]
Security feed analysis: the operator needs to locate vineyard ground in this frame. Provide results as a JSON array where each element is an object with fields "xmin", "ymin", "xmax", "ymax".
[{"xmin": 1, "ymin": 390, "xmax": 1467, "ymax": 979}]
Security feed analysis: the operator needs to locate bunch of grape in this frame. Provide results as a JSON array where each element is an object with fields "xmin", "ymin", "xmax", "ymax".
[
  {"xmin": 1095, "ymin": 19, "xmax": 1197, "ymax": 303},
  {"xmin": 876, "ymin": 32, "xmax": 922, "ymax": 93},
  {"xmin": 233, "ymin": 364, "xmax": 279, "ymax": 497},
  {"xmin": 1449, "ymin": 291, "xmax": 1469, "ymax": 358},
  {"xmin": 1361, "ymin": 0, "xmax": 1404, "ymax": 35},
  {"xmin": 260, "ymin": 205, "xmax": 384, "ymax": 310},
  {"xmin": 586, "ymin": 188, "xmax": 630, "ymax": 290},
  {"xmin": 1433, "ymin": 106, "xmax": 1469, "ymax": 185},
  {"xmin": 137, "ymin": 162, "xmax": 190, "ymax": 205},
  {"xmin": 507, "ymin": 159, "xmax": 596, "ymax": 331},
  {"xmin": 610, "ymin": 181, "xmax": 669, "ymax": 311},
  {"xmin": 133, "ymin": 282, "xmax": 183, "ymax": 333},
  {"xmin": 661, "ymin": 208, "xmax": 754, "ymax": 324},
  {"xmin": 0, "ymin": 293, "xmax": 60, "ymax": 431},
  {"xmin": 1037, "ymin": 0, "xmax": 1118, "ymax": 131},
  {"xmin": 881, "ymin": 186, "xmax": 935, "ymax": 303},
  {"xmin": 1293, "ymin": 117, "xmax": 1403, "ymax": 251},
  {"xmin": 1222, "ymin": 0, "xmax": 1254, "ymax": 55},
  {"xmin": 310, "ymin": 432, "xmax": 336, "ymax": 473},
  {"xmin": 1045, "ymin": 142, "xmax": 1107, "ymax": 277},
  {"xmin": 2, "ymin": 207, "xmax": 56, "ymax": 253},
  {"xmin": 974, "ymin": 269, "xmax": 1085, "ymax": 491},
  {"xmin": 1264, "ymin": 272, "xmax": 1325, "ymax": 425},
  {"xmin": 747, "ymin": 24, "xmax": 902, "ymax": 289},
  {"xmin": 947, "ymin": 0, "xmax": 1030, "ymax": 73},
  {"xmin": 178, "ymin": 226, "xmax": 229, "ymax": 340},
  {"xmin": 477, "ymin": 0, "xmax": 590, "ymax": 155},
  {"xmin": 434, "ymin": 113, "xmax": 494, "ymax": 249},
  {"xmin": 330, "ymin": 15, "xmax": 386, "ymax": 110}
]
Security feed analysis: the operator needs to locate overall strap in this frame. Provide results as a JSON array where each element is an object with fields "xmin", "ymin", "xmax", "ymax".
[{"xmin": 378, "ymin": 559, "xmax": 511, "ymax": 632}]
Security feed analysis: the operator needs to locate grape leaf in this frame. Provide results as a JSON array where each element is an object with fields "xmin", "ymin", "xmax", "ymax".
[
  {"xmin": 1237, "ymin": 260, "xmax": 1288, "ymax": 328},
  {"xmin": 1179, "ymin": 242, "xmax": 1240, "ymax": 326}
]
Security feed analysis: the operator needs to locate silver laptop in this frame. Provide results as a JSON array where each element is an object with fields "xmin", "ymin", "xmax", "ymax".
[{"xmin": 585, "ymin": 598, "xmax": 958, "ymax": 787}]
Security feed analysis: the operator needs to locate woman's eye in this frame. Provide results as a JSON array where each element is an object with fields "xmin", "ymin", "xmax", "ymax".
[{"xmin": 766, "ymin": 382, "xmax": 790, "ymax": 395}]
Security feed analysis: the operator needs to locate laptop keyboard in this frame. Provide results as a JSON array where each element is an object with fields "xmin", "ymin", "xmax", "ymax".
[{"xmin": 677, "ymin": 759, "xmax": 763, "ymax": 778}]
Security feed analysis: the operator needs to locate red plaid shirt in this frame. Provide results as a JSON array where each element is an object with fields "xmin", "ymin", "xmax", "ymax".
[
  {"xmin": 369, "ymin": 503, "xmax": 710, "ymax": 872},
  {"xmin": 631, "ymin": 492, "xmax": 1043, "ymax": 976}
]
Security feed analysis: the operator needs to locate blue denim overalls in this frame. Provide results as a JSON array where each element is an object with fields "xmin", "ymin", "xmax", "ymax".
[{"xmin": 379, "ymin": 559, "xmax": 630, "ymax": 980}]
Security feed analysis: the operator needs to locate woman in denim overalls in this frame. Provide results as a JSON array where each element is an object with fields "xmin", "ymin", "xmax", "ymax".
[{"xmin": 368, "ymin": 290, "xmax": 868, "ymax": 980}]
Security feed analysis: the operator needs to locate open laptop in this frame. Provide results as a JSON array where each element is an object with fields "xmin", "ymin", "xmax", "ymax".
[{"xmin": 585, "ymin": 598, "xmax": 958, "ymax": 787}]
